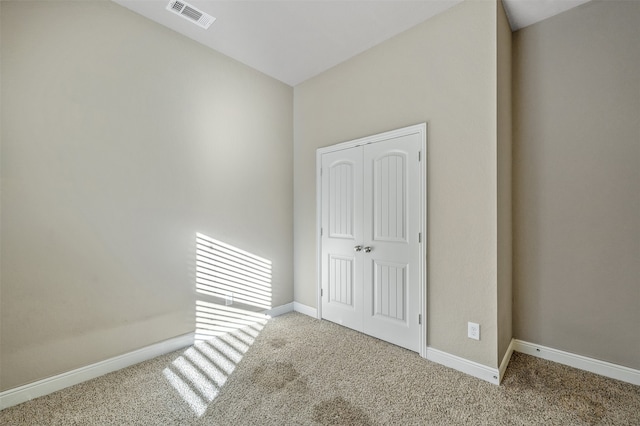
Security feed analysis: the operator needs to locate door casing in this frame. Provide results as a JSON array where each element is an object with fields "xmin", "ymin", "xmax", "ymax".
[{"xmin": 315, "ymin": 123, "xmax": 427, "ymax": 358}]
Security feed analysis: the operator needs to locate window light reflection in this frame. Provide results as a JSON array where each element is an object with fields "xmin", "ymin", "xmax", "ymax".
[
  {"xmin": 195, "ymin": 233, "xmax": 272, "ymax": 310},
  {"xmin": 163, "ymin": 233, "xmax": 273, "ymax": 417},
  {"xmin": 163, "ymin": 303, "xmax": 270, "ymax": 417}
]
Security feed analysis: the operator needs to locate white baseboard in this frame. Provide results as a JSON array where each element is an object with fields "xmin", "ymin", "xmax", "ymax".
[
  {"xmin": 0, "ymin": 303, "xmax": 301, "ymax": 411},
  {"xmin": 293, "ymin": 302, "xmax": 317, "ymax": 318},
  {"xmin": 513, "ymin": 339, "xmax": 640, "ymax": 386},
  {"xmin": 0, "ymin": 332, "xmax": 194, "ymax": 411},
  {"xmin": 263, "ymin": 302, "xmax": 294, "ymax": 317},
  {"xmin": 426, "ymin": 347, "xmax": 500, "ymax": 385},
  {"xmin": 498, "ymin": 339, "xmax": 515, "ymax": 383}
]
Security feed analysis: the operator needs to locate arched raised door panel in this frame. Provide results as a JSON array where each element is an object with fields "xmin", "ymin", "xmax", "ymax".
[
  {"xmin": 373, "ymin": 151, "xmax": 408, "ymax": 243},
  {"xmin": 317, "ymin": 124, "xmax": 427, "ymax": 355},
  {"xmin": 327, "ymin": 161, "xmax": 356, "ymax": 239}
]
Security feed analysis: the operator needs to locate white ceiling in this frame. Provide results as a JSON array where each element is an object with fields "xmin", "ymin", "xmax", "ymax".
[
  {"xmin": 503, "ymin": 0, "xmax": 591, "ymax": 31},
  {"xmin": 112, "ymin": 0, "xmax": 592, "ymax": 86}
]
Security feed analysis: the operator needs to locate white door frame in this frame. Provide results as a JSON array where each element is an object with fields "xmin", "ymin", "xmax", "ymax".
[{"xmin": 315, "ymin": 123, "xmax": 428, "ymax": 358}]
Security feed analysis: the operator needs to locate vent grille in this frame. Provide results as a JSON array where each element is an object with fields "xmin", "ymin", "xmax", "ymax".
[
  {"xmin": 166, "ymin": 0, "xmax": 215, "ymax": 29},
  {"xmin": 171, "ymin": 1, "xmax": 184, "ymax": 12}
]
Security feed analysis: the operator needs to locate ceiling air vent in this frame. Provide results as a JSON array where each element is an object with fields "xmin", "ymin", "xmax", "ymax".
[{"xmin": 166, "ymin": 0, "xmax": 215, "ymax": 29}]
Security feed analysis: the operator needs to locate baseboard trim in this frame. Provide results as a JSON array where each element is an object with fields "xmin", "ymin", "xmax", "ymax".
[
  {"xmin": 426, "ymin": 347, "xmax": 500, "ymax": 385},
  {"xmin": 513, "ymin": 340, "xmax": 640, "ymax": 386},
  {"xmin": 498, "ymin": 339, "xmax": 515, "ymax": 383},
  {"xmin": 0, "ymin": 332, "xmax": 194, "ymax": 411},
  {"xmin": 263, "ymin": 302, "xmax": 294, "ymax": 317},
  {"xmin": 293, "ymin": 302, "xmax": 317, "ymax": 318}
]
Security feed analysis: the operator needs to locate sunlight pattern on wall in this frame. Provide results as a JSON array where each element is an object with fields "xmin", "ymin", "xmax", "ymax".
[{"xmin": 195, "ymin": 233, "xmax": 272, "ymax": 310}]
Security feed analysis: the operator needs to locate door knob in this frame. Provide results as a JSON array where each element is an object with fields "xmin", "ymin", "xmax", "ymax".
[
  {"xmin": 364, "ymin": 246, "xmax": 372, "ymax": 253},
  {"xmin": 354, "ymin": 245, "xmax": 363, "ymax": 252}
]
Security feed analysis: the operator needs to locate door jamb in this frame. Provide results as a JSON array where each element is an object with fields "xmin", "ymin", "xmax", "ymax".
[{"xmin": 315, "ymin": 123, "xmax": 428, "ymax": 358}]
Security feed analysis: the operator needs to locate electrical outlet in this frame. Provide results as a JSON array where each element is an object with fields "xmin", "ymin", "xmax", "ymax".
[
  {"xmin": 225, "ymin": 292, "xmax": 233, "ymax": 306},
  {"xmin": 468, "ymin": 322, "xmax": 480, "ymax": 340}
]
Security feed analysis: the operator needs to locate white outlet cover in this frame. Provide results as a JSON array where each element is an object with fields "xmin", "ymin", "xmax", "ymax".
[{"xmin": 468, "ymin": 322, "xmax": 480, "ymax": 340}]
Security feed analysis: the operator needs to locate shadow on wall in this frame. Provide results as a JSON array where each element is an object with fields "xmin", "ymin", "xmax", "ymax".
[{"xmin": 163, "ymin": 233, "xmax": 273, "ymax": 417}]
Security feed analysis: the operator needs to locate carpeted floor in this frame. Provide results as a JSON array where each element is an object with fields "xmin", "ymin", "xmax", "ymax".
[{"xmin": 1, "ymin": 312, "xmax": 639, "ymax": 425}]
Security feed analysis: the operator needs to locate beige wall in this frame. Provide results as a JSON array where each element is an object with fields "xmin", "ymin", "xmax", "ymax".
[
  {"xmin": 496, "ymin": 0, "xmax": 512, "ymax": 364},
  {"xmin": 294, "ymin": 0, "xmax": 505, "ymax": 368},
  {"xmin": 11, "ymin": 0, "xmax": 635, "ymax": 392},
  {"xmin": 513, "ymin": 0, "xmax": 640, "ymax": 369},
  {"xmin": 0, "ymin": 1, "xmax": 293, "ymax": 390}
]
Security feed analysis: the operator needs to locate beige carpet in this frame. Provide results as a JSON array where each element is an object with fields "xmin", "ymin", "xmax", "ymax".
[{"xmin": 1, "ymin": 312, "xmax": 639, "ymax": 425}]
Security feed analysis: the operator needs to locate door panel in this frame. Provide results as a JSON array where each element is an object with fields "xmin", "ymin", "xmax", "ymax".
[
  {"xmin": 329, "ymin": 255, "xmax": 355, "ymax": 306},
  {"xmin": 363, "ymin": 134, "xmax": 420, "ymax": 352},
  {"xmin": 374, "ymin": 153, "xmax": 407, "ymax": 242},
  {"xmin": 320, "ymin": 148, "xmax": 363, "ymax": 331},
  {"xmin": 373, "ymin": 260, "xmax": 407, "ymax": 322},
  {"xmin": 328, "ymin": 162, "xmax": 355, "ymax": 238}
]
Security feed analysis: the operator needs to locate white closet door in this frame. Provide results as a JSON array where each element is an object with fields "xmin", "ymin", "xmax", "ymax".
[
  {"xmin": 319, "ymin": 126, "xmax": 423, "ymax": 353},
  {"xmin": 320, "ymin": 147, "xmax": 364, "ymax": 331},
  {"xmin": 362, "ymin": 134, "xmax": 421, "ymax": 352}
]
